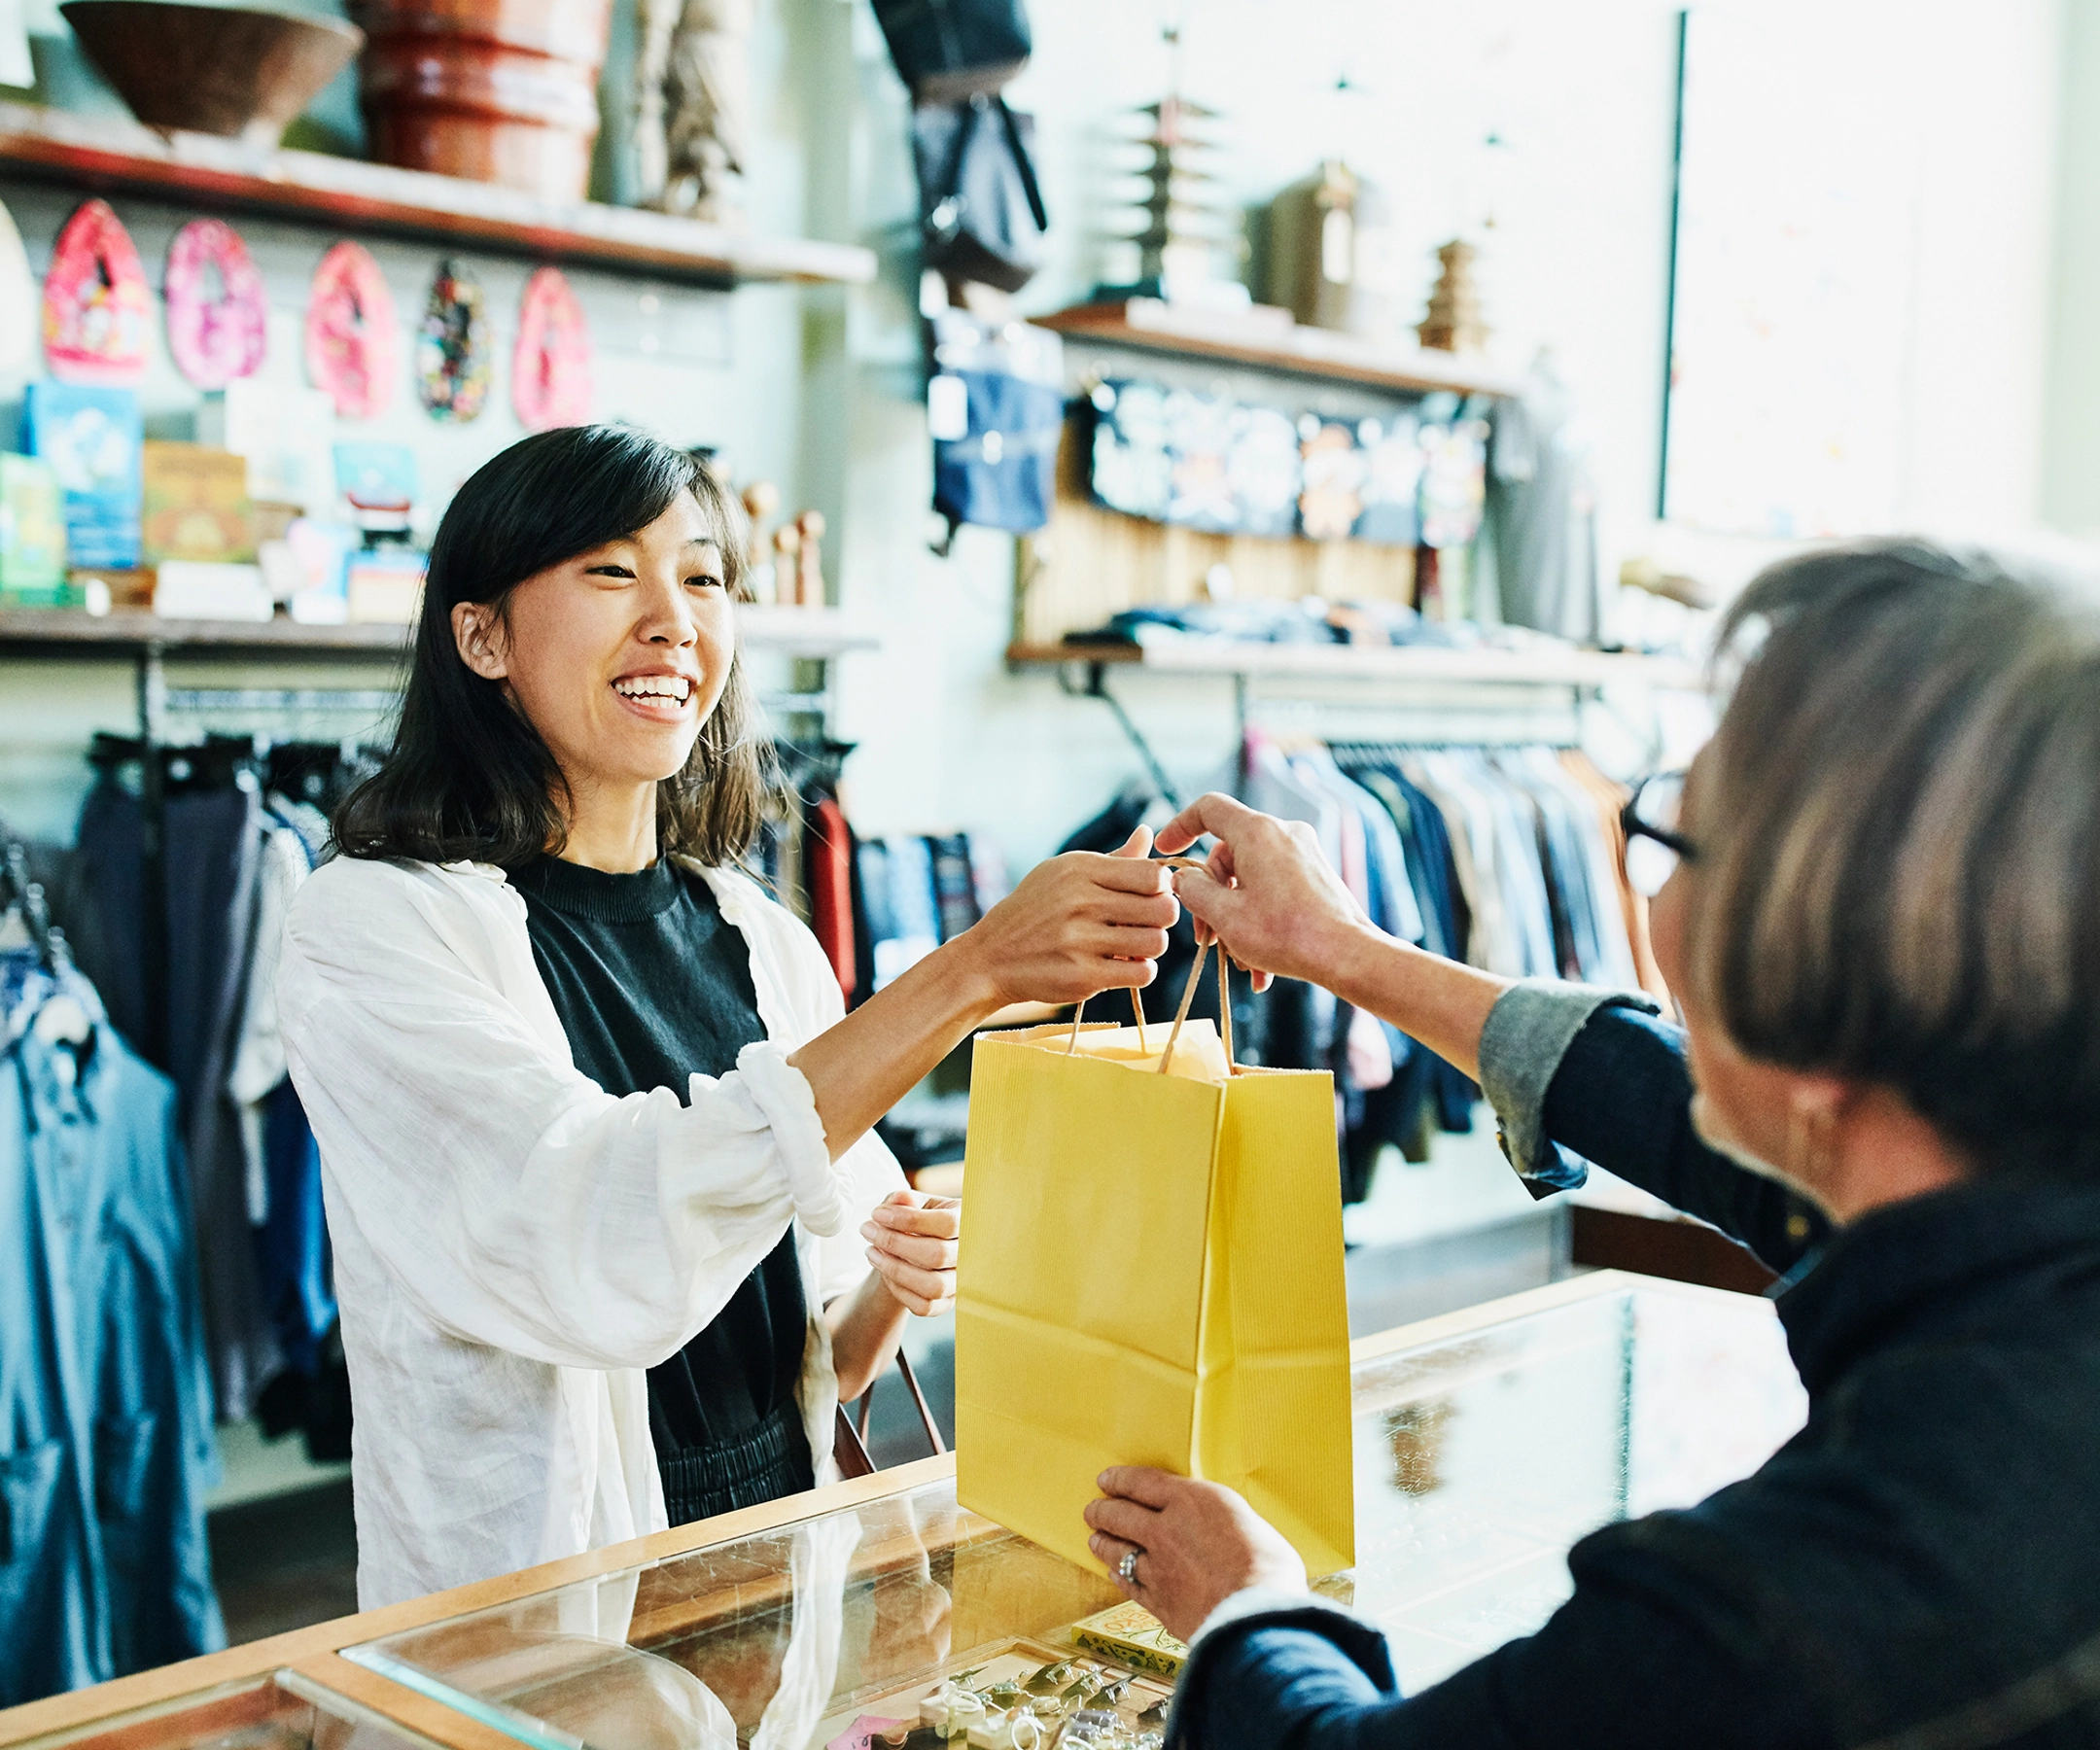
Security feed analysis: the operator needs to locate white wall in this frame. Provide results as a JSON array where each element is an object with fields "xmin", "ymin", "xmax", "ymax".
[{"xmin": 0, "ymin": 0, "xmax": 2074, "ymax": 871}]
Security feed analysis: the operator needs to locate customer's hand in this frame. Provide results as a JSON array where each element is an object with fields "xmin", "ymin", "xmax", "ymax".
[
  {"xmin": 1084, "ymin": 1467, "xmax": 1309, "ymax": 1642},
  {"xmin": 1153, "ymin": 793, "xmax": 1371, "ymax": 991},
  {"xmin": 863, "ymin": 1189, "xmax": 961, "ymax": 1316},
  {"xmin": 958, "ymin": 826, "xmax": 1178, "ymax": 1009}
]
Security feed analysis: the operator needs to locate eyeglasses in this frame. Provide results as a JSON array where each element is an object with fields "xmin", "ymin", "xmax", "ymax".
[{"xmin": 1621, "ymin": 771, "xmax": 1696, "ymax": 896}]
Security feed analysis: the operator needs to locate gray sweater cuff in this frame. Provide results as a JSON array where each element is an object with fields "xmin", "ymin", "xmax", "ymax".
[{"xmin": 1479, "ymin": 980, "xmax": 1661, "ymax": 1183}]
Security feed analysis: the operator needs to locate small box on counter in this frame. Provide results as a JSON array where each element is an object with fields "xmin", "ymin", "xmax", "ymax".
[
  {"xmin": 346, "ymin": 546, "xmax": 425, "ymax": 623},
  {"xmin": 142, "ymin": 441, "xmax": 257, "ymax": 566},
  {"xmin": 23, "ymin": 382, "xmax": 143, "ymax": 571},
  {"xmin": 0, "ymin": 454, "xmax": 69, "ymax": 603},
  {"xmin": 1068, "ymin": 1602, "xmax": 1189, "ymax": 1677},
  {"xmin": 153, "ymin": 560, "xmax": 272, "ymax": 622}
]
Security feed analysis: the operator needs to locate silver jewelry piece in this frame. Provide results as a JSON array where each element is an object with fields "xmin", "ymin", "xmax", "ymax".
[{"xmin": 1117, "ymin": 1549, "xmax": 1139, "ymax": 1587}]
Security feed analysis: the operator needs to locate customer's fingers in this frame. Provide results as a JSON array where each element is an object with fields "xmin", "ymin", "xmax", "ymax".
[
  {"xmin": 1087, "ymin": 1531, "xmax": 1143, "ymax": 1592},
  {"xmin": 1154, "ymin": 791, "xmax": 1258, "ymax": 858},
  {"xmin": 1083, "ymin": 1495, "xmax": 1159, "ymax": 1545},
  {"xmin": 1097, "ymin": 1465, "xmax": 1182, "ymax": 1508}
]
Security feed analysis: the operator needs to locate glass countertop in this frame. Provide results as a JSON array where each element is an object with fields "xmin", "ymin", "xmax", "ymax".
[
  {"xmin": 348, "ymin": 1278, "xmax": 1805, "ymax": 1749},
  {"xmin": 15, "ymin": 1672, "xmax": 448, "ymax": 1750}
]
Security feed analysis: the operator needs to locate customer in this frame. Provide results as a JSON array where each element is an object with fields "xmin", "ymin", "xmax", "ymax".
[
  {"xmin": 280, "ymin": 425, "xmax": 1178, "ymax": 1608},
  {"xmin": 1085, "ymin": 542, "xmax": 2100, "ymax": 1749}
]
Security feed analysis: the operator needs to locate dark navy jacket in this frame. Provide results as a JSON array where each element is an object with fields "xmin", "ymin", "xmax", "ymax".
[{"xmin": 1172, "ymin": 1001, "xmax": 2100, "ymax": 1750}]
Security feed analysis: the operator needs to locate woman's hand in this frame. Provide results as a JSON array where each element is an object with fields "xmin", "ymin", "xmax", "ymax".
[
  {"xmin": 862, "ymin": 1188, "xmax": 960, "ymax": 1316},
  {"xmin": 1083, "ymin": 1467, "xmax": 1309, "ymax": 1643},
  {"xmin": 829, "ymin": 1189, "xmax": 961, "ymax": 1401},
  {"xmin": 954, "ymin": 826, "xmax": 1179, "ymax": 1009},
  {"xmin": 1153, "ymin": 793, "xmax": 1371, "ymax": 994}
]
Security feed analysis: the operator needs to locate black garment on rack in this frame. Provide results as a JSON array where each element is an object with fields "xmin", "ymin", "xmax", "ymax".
[{"xmin": 508, "ymin": 854, "xmax": 816, "ymax": 1527}]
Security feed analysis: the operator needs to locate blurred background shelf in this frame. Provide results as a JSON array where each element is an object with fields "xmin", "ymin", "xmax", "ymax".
[
  {"xmin": 1033, "ymin": 298, "xmax": 1525, "ymax": 398},
  {"xmin": 0, "ymin": 605, "xmax": 882, "ymax": 659},
  {"xmin": 0, "ymin": 100, "xmax": 876, "ymax": 287},
  {"xmin": 1006, "ymin": 639, "xmax": 1704, "ymax": 690}
]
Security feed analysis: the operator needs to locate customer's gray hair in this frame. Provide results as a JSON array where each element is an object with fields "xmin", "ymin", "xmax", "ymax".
[{"xmin": 1690, "ymin": 540, "xmax": 2100, "ymax": 1178}]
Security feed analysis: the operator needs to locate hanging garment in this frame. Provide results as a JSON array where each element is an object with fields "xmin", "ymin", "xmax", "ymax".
[
  {"xmin": 1, "ymin": 964, "xmax": 224, "ymax": 1702},
  {"xmin": 803, "ymin": 798, "xmax": 857, "ymax": 1007},
  {"xmin": 1488, "ymin": 360, "xmax": 1603, "ymax": 644},
  {"xmin": 1558, "ymin": 752, "xmax": 1672, "ymax": 1003},
  {"xmin": 72, "ymin": 776, "xmax": 282, "ymax": 1418}
]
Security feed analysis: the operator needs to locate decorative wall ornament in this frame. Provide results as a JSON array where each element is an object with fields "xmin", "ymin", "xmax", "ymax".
[
  {"xmin": 634, "ymin": 0, "xmax": 751, "ymax": 222},
  {"xmin": 42, "ymin": 198, "xmax": 153, "ymax": 384},
  {"xmin": 511, "ymin": 266, "xmax": 591, "ymax": 431},
  {"xmin": 413, "ymin": 258, "xmax": 491, "ymax": 422},
  {"xmin": 164, "ymin": 218, "xmax": 267, "ymax": 390},
  {"xmin": 304, "ymin": 240, "xmax": 398, "ymax": 420}
]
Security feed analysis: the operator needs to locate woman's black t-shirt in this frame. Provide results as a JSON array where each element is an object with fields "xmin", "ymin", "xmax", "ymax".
[{"xmin": 509, "ymin": 854, "xmax": 816, "ymax": 1526}]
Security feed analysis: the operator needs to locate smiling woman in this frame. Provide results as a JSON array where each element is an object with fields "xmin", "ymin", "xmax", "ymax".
[{"xmin": 282, "ymin": 425, "xmax": 1180, "ymax": 1610}]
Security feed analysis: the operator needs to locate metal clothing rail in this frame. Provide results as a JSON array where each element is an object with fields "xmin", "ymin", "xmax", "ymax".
[{"xmin": 1048, "ymin": 650, "xmax": 1643, "ymax": 804}]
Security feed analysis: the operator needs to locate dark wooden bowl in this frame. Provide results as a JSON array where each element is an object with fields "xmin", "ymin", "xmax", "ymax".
[{"xmin": 61, "ymin": 1, "xmax": 364, "ymax": 143}]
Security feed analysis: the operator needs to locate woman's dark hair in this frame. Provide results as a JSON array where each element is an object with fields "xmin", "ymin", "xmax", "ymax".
[{"xmin": 333, "ymin": 423, "xmax": 772, "ymax": 868}]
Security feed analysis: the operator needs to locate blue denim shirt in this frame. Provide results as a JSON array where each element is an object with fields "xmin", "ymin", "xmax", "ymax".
[
  {"xmin": 1171, "ymin": 983, "xmax": 2100, "ymax": 1750},
  {"xmin": 1, "ymin": 981, "xmax": 224, "ymax": 1702}
]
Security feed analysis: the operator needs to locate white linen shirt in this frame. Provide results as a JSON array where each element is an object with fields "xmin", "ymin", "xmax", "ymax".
[{"xmin": 277, "ymin": 853, "xmax": 904, "ymax": 1609}]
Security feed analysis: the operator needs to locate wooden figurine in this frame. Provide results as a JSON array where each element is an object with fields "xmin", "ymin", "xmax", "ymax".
[
  {"xmin": 1418, "ymin": 238, "xmax": 1488, "ymax": 354},
  {"xmin": 793, "ymin": 508, "xmax": 825, "ymax": 608},
  {"xmin": 771, "ymin": 520, "xmax": 800, "ymax": 604},
  {"xmin": 739, "ymin": 477, "xmax": 779, "ymax": 603}
]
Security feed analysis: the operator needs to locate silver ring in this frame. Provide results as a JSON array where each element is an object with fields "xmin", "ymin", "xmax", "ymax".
[{"xmin": 1117, "ymin": 1549, "xmax": 1139, "ymax": 1587}]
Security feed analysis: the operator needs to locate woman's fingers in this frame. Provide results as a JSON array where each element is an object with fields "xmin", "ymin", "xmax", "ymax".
[
  {"xmin": 864, "ymin": 1218, "xmax": 962, "ymax": 1260},
  {"xmin": 868, "ymin": 1250, "xmax": 953, "ymax": 1314}
]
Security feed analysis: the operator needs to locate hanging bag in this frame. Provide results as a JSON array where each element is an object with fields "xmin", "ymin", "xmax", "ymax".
[
  {"xmin": 954, "ymin": 945, "xmax": 1356, "ymax": 1579},
  {"xmin": 872, "ymin": 0, "xmax": 1032, "ymax": 101},
  {"xmin": 913, "ymin": 93, "xmax": 1049, "ymax": 294}
]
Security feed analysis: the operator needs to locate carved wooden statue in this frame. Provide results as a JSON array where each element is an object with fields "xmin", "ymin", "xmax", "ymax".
[{"xmin": 634, "ymin": 0, "xmax": 751, "ymax": 222}]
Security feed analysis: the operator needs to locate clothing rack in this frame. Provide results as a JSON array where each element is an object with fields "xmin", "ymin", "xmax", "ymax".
[{"xmin": 1052, "ymin": 649, "xmax": 1634, "ymax": 801}]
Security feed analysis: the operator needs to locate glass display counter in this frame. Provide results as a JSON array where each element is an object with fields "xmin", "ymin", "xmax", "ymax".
[
  {"xmin": 6, "ymin": 1670, "xmax": 449, "ymax": 1750},
  {"xmin": 343, "ymin": 1274, "xmax": 1805, "ymax": 1748},
  {"xmin": 0, "ymin": 1274, "xmax": 1807, "ymax": 1750}
]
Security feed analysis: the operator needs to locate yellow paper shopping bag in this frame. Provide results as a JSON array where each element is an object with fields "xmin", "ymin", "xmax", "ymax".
[{"xmin": 954, "ymin": 974, "xmax": 1354, "ymax": 1578}]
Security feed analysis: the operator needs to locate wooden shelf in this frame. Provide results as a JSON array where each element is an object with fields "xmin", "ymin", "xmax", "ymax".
[
  {"xmin": 0, "ymin": 605, "xmax": 882, "ymax": 659},
  {"xmin": 0, "ymin": 101, "xmax": 876, "ymax": 288},
  {"xmin": 1032, "ymin": 299, "xmax": 1525, "ymax": 399},
  {"xmin": 1007, "ymin": 639, "xmax": 1703, "ymax": 690}
]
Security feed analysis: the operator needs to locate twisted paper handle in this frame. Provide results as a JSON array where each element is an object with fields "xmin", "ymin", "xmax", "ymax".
[{"xmin": 1061, "ymin": 855, "xmax": 1208, "ymax": 1058}]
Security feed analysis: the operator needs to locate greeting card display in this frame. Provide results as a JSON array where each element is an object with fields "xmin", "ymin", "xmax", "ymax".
[
  {"xmin": 305, "ymin": 241, "xmax": 398, "ymax": 420},
  {"xmin": 414, "ymin": 259, "xmax": 491, "ymax": 423},
  {"xmin": 43, "ymin": 199, "xmax": 152, "ymax": 385},
  {"xmin": 512, "ymin": 266, "xmax": 592, "ymax": 432},
  {"xmin": 23, "ymin": 381, "xmax": 143, "ymax": 569},
  {"xmin": 165, "ymin": 219, "xmax": 267, "ymax": 390}
]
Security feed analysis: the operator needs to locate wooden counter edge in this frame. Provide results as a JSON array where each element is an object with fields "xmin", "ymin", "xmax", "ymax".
[
  {"xmin": 279, "ymin": 1656, "xmax": 525, "ymax": 1750},
  {"xmin": 0, "ymin": 1454, "xmax": 955, "ymax": 1744}
]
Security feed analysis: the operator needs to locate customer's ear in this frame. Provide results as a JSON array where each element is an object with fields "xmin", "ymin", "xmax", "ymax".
[{"xmin": 452, "ymin": 602, "xmax": 509, "ymax": 681}]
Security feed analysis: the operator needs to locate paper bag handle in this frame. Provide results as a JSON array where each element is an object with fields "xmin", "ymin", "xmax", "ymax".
[{"xmin": 1155, "ymin": 938, "xmax": 1237, "ymax": 1076}]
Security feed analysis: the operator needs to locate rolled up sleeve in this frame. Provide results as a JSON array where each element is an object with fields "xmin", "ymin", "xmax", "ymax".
[{"xmin": 1478, "ymin": 980, "xmax": 1661, "ymax": 1189}]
